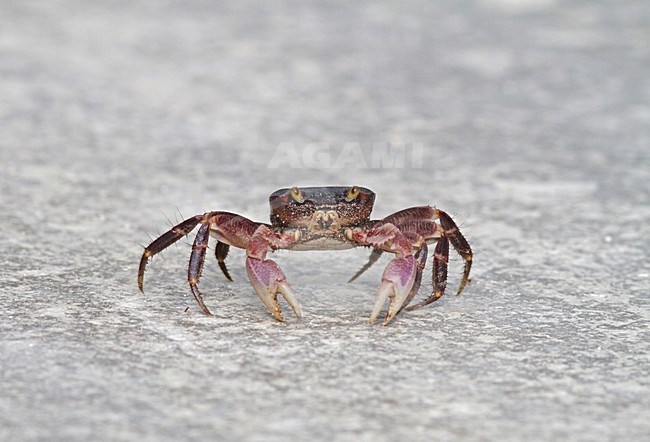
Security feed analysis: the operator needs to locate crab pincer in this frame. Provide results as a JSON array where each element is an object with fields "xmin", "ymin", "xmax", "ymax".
[
  {"xmin": 246, "ymin": 257, "xmax": 301, "ymax": 321},
  {"xmin": 369, "ymin": 255, "xmax": 418, "ymax": 325}
]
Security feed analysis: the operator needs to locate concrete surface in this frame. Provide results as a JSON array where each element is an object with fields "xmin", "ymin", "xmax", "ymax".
[{"xmin": 1, "ymin": 0, "xmax": 649, "ymax": 440}]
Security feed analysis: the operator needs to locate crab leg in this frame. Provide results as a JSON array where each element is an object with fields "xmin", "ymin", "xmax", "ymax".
[
  {"xmin": 432, "ymin": 236, "xmax": 449, "ymax": 299},
  {"xmin": 380, "ymin": 206, "xmax": 472, "ymax": 296},
  {"xmin": 436, "ymin": 209, "xmax": 472, "ymax": 295},
  {"xmin": 405, "ymin": 237, "xmax": 448, "ymax": 311},
  {"xmin": 245, "ymin": 225, "xmax": 302, "ymax": 321},
  {"xmin": 215, "ymin": 241, "xmax": 233, "ymax": 281},
  {"xmin": 138, "ymin": 212, "xmax": 261, "ymax": 314},
  {"xmin": 346, "ymin": 222, "xmax": 422, "ymax": 324},
  {"xmin": 348, "ymin": 248, "xmax": 383, "ymax": 283},
  {"xmin": 398, "ymin": 220, "xmax": 441, "ymax": 241},
  {"xmin": 400, "ymin": 244, "xmax": 428, "ymax": 312},
  {"xmin": 382, "ymin": 206, "xmax": 437, "ymax": 226},
  {"xmin": 188, "ymin": 222, "xmax": 212, "ymax": 314},
  {"xmin": 348, "ymin": 215, "xmax": 440, "ymax": 282},
  {"xmin": 393, "ymin": 208, "xmax": 471, "ymax": 297},
  {"xmin": 138, "ymin": 215, "xmax": 204, "ymax": 292}
]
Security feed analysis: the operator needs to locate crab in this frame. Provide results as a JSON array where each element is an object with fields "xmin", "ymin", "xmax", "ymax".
[{"xmin": 138, "ymin": 186, "xmax": 472, "ymax": 325}]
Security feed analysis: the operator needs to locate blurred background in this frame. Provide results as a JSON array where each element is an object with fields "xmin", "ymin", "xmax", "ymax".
[{"xmin": 1, "ymin": 1, "xmax": 648, "ymax": 440}]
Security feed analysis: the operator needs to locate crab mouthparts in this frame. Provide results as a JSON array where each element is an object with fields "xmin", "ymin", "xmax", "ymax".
[{"xmin": 308, "ymin": 210, "xmax": 341, "ymax": 233}]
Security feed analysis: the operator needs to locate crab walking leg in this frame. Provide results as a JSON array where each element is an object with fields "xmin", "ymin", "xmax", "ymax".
[
  {"xmin": 382, "ymin": 206, "xmax": 437, "ymax": 226},
  {"xmin": 138, "ymin": 211, "xmax": 262, "ymax": 314},
  {"xmin": 378, "ymin": 207, "xmax": 471, "ymax": 296},
  {"xmin": 405, "ymin": 237, "xmax": 449, "ymax": 311},
  {"xmin": 188, "ymin": 222, "xmax": 213, "ymax": 315},
  {"xmin": 436, "ymin": 209, "xmax": 472, "ymax": 295},
  {"xmin": 370, "ymin": 254, "xmax": 418, "ymax": 325},
  {"xmin": 399, "ymin": 244, "xmax": 428, "ymax": 313},
  {"xmin": 390, "ymin": 209, "xmax": 471, "ymax": 298},
  {"xmin": 245, "ymin": 225, "xmax": 302, "ymax": 321},
  {"xmin": 397, "ymin": 220, "xmax": 441, "ymax": 242},
  {"xmin": 215, "ymin": 241, "xmax": 233, "ymax": 281},
  {"xmin": 349, "ymin": 209, "xmax": 439, "ymax": 281},
  {"xmin": 348, "ymin": 248, "xmax": 383, "ymax": 283},
  {"xmin": 138, "ymin": 215, "xmax": 204, "ymax": 292},
  {"xmin": 432, "ymin": 237, "xmax": 449, "ymax": 298}
]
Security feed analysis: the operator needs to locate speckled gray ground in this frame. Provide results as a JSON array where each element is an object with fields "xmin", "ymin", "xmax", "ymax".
[{"xmin": 1, "ymin": 1, "xmax": 649, "ymax": 441}]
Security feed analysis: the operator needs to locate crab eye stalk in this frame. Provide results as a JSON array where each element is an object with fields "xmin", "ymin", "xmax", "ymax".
[
  {"xmin": 290, "ymin": 186, "xmax": 305, "ymax": 203},
  {"xmin": 345, "ymin": 186, "xmax": 361, "ymax": 202}
]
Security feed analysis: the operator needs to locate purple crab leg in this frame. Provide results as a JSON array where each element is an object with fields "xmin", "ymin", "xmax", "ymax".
[
  {"xmin": 349, "ymin": 209, "xmax": 440, "ymax": 282},
  {"xmin": 374, "ymin": 206, "xmax": 472, "ymax": 303},
  {"xmin": 382, "ymin": 206, "xmax": 437, "ymax": 226},
  {"xmin": 405, "ymin": 237, "xmax": 448, "ymax": 311},
  {"xmin": 399, "ymin": 244, "xmax": 428, "ymax": 313}
]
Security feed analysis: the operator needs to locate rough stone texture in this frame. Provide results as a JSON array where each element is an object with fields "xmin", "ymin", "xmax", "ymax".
[{"xmin": 1, "ymin": 1, "xmax": 648, "ymax": 441}]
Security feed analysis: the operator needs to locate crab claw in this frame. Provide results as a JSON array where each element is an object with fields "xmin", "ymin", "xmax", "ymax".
[
  {"xmin": 246, "ymin": 257, "xmax": 302, "ymax": 322},
  {"xmin": 370, "ymin": 255, "xmax": 417, "ymax": 326}
]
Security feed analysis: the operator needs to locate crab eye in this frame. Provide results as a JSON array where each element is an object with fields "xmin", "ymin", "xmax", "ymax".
[
  {"xmin": 345, "ymin": 186, "xmax": 361, "ymax": 202},
  {"xmin": 290, "ymin": 186, "xmax": 305, "ymax": 203}
]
